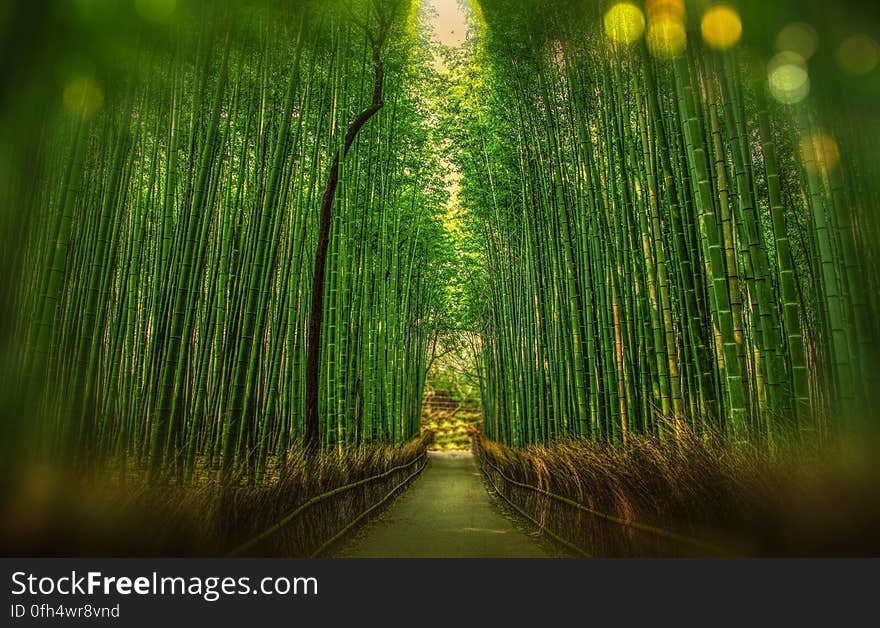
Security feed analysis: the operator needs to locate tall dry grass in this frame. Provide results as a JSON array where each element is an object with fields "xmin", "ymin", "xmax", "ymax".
[
  {"xmin": 475, "ymin": 429, "xmax": 880, "ymax": 557},
  {"xmin": 0, "ymin": 433, "xmax": 432, "ymax": 556}
]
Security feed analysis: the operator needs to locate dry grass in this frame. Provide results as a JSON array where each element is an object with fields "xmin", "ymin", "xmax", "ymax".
[
  {"xmin": 475, "ymin": 429, "xmax": 880, "ymax": 557},
  {"xmin": 0, "ymin": 432, "xmax": 432, "ymax": 556}
]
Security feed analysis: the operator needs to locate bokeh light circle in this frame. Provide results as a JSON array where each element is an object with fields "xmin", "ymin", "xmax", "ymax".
[
  {"xmin": 767, "ymin": 52, "xmax": 810, "ymax": 105},
  {"xmin": 799, "ymin": 132, "xmax": 840, "ymax": 176},
  {"xmin": 647, "ymin": 16, "xmax": 687, "ymax": 58},
  {"xmin": 775, "ymin": 22, "xmax": 818, "ymax": 60},
  {"xmin": 701, "ymin": 5, "xmax": 742, "ymax": 50},
  {"xmin": 604, "ymin": 2, "xmax": 646, "ymax": 46},
  {"xmin": 837, "ymin": 34, "xmax": 880, "ymax": 75},
  {"xmin": 646, "ymin": 0, "xmax": 685, "ymax": 21}
]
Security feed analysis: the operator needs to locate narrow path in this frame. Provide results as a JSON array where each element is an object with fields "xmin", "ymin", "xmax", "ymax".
[{"xmin": 336, "ymin": 451, "xmax": 553, "ymax": 557}]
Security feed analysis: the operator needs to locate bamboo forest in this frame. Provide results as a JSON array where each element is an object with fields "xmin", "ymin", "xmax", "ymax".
[{"xmin": 1, "ymin": 0, "xmax": 879, "ymax": 557}]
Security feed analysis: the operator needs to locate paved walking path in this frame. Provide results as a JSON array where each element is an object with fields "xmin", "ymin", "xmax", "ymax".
[{"xmin": 337, "ymin": 450, "xmax": 552, "ymax": 557}]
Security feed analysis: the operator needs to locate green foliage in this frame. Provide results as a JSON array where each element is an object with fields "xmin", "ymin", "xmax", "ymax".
[
  {"xmin": 6, "ymin": 0, "xmax": 451, "ymax": 481},
  {"xmin": 454, "ymin": 0, "xmax": 880, "ymax": 447},
  {"xmin": 3, "ymin": 0, "xmax": 880, "ymax": 488}
]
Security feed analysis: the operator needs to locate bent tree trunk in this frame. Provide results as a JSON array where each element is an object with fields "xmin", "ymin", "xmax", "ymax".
[{"xmin": 305, "ymin": 14, "xmax": 392, "ymax": 452}]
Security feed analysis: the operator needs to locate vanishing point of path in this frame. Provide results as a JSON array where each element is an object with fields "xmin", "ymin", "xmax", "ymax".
[{"xmin": 337, "ymin": 451, "xmax": 554, "ymax": 558}]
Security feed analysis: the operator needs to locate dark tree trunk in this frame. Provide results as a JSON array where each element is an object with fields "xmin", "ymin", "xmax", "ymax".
[{"xmin": 305, "ymin": 26, "xmax": 389, "ymax": 452}]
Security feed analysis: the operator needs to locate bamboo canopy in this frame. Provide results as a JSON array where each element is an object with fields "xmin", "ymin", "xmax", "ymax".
[{"xmin": 2, "ymin": 0, "xmax": 879, "ymax": 486}]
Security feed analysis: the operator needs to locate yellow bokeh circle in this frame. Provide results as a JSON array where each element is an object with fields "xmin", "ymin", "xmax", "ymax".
[
  {"xmin": 604, "ymin": 2, "xmax": 646, "ymax": 46},
  {"xmin": 647, "ymin": 17, "xmax": 687, "ymax": 58},
  {"xmin": 701, "ymin": 5, "xmax": 742, "ymax": 50},
  {"xmin": 646, "ymin": 0, "xmax": 685, "ymax": 21},
  {"xmin": 799, "ymin": 132, "xmax": 840, "ymax": 176}
]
